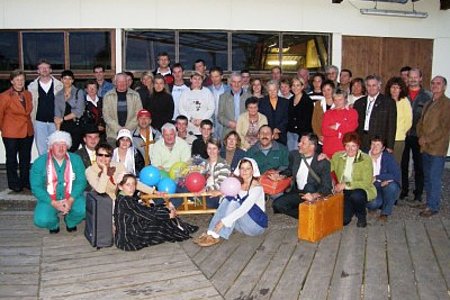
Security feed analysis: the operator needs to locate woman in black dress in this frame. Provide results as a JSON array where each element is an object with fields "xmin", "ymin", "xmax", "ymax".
[{"xmin": 114, "ymin": 174, "xmax": 198, "ymax": 251}]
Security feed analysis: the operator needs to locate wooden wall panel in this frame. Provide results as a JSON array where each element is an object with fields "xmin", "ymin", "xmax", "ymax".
[{"xmin": 342, "ymin": 36, "xmax": 433, "ymax": 89}]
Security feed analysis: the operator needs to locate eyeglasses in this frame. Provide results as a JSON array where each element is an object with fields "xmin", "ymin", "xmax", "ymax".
[{"xmin": 97, "ymin": 153, "xmax": 111, "ymax": 158}]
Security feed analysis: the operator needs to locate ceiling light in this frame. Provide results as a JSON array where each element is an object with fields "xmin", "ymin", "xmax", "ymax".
[{"xmin": 360, "ymin": 8, "xmax": 428, "ymax": 18}]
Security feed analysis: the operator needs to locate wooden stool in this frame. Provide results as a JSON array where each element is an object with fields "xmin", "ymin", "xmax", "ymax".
[{"xmin": 140, "ymin": 192, "xmax": 216, "ymax": 215}]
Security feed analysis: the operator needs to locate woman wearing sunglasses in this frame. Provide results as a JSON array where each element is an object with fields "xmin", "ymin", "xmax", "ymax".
[{"xmin": 85, "ymin": 143, "xmax": 154, "ymax": 201}]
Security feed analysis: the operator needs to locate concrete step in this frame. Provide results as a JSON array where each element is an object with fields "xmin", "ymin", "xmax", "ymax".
[{"xmin": 0, "ymin": 189, "xmax": 36, "ymax": 211}]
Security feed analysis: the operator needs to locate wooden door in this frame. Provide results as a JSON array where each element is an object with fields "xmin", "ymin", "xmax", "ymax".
[{"xmin": 342, "ymin": 36, "xmax": 433, "ymax": 88}]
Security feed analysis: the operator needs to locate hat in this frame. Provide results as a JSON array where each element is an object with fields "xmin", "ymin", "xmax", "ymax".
[
  {"xmin": 233, "ymin": 157, "xmax": 261, "ymax": 177},
  {"xmin": 137, "ymin": 109, "xmax": 151, "ymax": 119},
  {"xmin": 116, "ymin": 128, "xmax": 133, "ymax": 141},
  {"xmin": 83, "ymin": 124, "xmax": 100, "ymax": 135},
  {"xmin": 47, "ymin": 130, "xmax": 72, "ymax": 148}
]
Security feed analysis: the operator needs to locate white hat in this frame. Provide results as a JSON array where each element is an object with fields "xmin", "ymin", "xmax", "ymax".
[
  {"xmin": 47, "ymin": 130, "xmax": 72, "ymax": 148},
  {"xmin": 233, "ymin": 157, "xmax": 261, "ymax": 177},
  {"xmin": 116, "ymin": 128, "xmax": 133, "ymax": 142}
]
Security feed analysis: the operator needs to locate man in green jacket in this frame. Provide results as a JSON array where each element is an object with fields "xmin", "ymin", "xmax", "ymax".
[{"xmin": 247, "ymin": 125, "xmax": 289, "ymax": 174}]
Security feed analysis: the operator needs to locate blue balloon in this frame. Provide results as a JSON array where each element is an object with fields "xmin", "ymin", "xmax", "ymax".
[
  {"xmin": 157, "ymin": 178, "xmax": 177, "ymax": 194},
  {"xmin": 139, "ymin": 166, "xmax": 161, "ymax": 186}
]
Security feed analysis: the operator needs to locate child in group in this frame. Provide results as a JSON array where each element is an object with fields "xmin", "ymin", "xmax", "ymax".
[{"xmin": 114, "ymin": 174, "xmax": 198, "ymax": 251}]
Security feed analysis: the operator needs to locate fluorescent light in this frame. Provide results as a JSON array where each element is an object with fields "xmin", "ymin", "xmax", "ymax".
[
  {"xmin": 267, "ymin": 60, "xmax": 298, "ymax": 66},
  {"xmin": 360, "ymin": 8, "xmax": 428, "ymax": 18}
]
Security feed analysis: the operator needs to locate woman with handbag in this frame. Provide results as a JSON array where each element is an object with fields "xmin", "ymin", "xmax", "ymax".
[
  {"xmin": 54, "ymin": 70, "xmax": 85, "ymax": 152},
  {"xmin": 82, "ymin": 80, "xmax": 106, "ymax": 142},
  {"xmin": 194, "ymin": 157, "xmax": 267, "ymax": 247}
]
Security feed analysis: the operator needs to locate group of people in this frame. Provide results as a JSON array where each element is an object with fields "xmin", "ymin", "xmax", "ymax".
[{"xmin": 0, "ymin": 54, "xmax": 449, "ymax": 250}]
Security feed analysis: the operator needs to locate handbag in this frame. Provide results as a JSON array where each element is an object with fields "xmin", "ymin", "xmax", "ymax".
[{"xmin": 260, "ymin": 171, "xmax": 292, "ymax": 195}]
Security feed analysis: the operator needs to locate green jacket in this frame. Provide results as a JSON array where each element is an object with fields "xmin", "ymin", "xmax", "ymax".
[
  {"xmin": 331, "ymin": 150, "xmax": 376, "ymax": 201},
  {"xmin": 247, "ymin": 141, "xmax": 289, "ymax": 174}
]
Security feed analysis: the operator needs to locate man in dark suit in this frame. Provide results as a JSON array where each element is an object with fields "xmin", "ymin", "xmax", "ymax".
[
  {"xmin": 353, "ymin": 75, "xmax": 397, "ymax": 152},
  {"xmin": 75, "ymin": 126, "xmax": 100, "ymax": 168},
  {"xmin": 272, "ymin": 133, "xmax": 333, "ymax": 219}
]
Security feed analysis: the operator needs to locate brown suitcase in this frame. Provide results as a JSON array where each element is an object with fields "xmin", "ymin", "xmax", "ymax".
[{"xmin": 298, "ymin": 193, "xmax": 344, "ymax": 242}]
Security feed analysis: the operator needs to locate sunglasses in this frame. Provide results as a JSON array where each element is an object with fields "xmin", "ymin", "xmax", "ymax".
[{"xmin": 97, "ymin": 153, "xmax": 111, "ymax": 158}]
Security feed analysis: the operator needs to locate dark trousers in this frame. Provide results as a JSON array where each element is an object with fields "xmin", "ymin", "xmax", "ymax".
[
  {"xmin": 343, "ymin": 189, "xmax": 367, "ymax": 225},
  {"xmin": 2, "ymin": 136, "xmax": 33, "ymax": 190},
  {"xmin": 272, "ymin": 184, "xmax": 317, "ymax": 219},
  {"xmin": 401, "ymin": 135, "xmax": 423, "ymax": 197}
]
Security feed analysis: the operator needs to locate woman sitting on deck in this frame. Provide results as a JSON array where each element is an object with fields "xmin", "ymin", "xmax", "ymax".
[
  {"xmin": 114, "ymin": 173, "xmax": 198, "ymax": 251},
  {"xmin": 194, "ymin": 157, "xmax": 268, "ymax": 247}
]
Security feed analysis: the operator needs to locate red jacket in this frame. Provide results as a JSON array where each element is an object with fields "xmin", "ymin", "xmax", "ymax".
[
  {"xmin": 322, "ymin": 107, "xmax": 358, "ymax": 158},
  {"xmin": 0, "ymin": 88, "xmax": 34, "ymax": 138}
]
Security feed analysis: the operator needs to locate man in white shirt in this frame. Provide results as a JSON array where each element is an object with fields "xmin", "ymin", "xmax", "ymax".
[
  {"xmin": 272, "ymin": 133, "xmax": 333, "ymax": 219},
  {"xmin": 178, "ymin": 72, "xmax": 215, "ymax": 135},
  {"xmin": 150, "ymin": 123, "xmax": 191, "ymax": 171},
  {"xmin": 170, "ymin": 63, "xmax": 189, "ymax": 120}
]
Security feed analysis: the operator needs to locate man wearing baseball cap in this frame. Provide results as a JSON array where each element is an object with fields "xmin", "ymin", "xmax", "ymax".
[{"xmin": 131, "ymin": 109, "xmax": 161, "ymax": 165}]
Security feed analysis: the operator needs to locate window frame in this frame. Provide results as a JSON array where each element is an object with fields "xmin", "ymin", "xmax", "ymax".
[
  {"xmin": 0, "ymin": 29, "xmax": 116, "ymax": 80},
  {"xmin": 122, "ymin": 29, "xmax": 332, "ymax": 76}
]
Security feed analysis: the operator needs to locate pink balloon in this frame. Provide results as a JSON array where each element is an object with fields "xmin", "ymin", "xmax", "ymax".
[{"xmin": 220, "ymin": 177, "xmax": 241, "ymax": 197}]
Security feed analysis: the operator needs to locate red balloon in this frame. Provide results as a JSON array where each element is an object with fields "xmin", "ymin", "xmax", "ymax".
[{"xmin": 185, "ymin": 172, "xmax": 206, "ymax": 193}]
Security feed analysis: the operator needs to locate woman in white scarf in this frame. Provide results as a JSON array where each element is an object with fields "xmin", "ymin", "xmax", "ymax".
[{"xmin": 112, "ymin": 129, "xmax": 145, "ymax": 176}]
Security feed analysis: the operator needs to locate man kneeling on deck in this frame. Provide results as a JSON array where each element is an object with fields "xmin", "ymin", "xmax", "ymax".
[
  {"xmin": 272, "ymin": 133, "xmax": 332, "ymax": 218},
  {"xmin": 31, "ymin": 131, "xmax": 87, "ymax": 234}
]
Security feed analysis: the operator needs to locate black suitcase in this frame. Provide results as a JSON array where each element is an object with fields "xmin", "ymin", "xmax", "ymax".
[{"xmin": 85, "ymin": 191, "xmax": 113, "ymax": 249}]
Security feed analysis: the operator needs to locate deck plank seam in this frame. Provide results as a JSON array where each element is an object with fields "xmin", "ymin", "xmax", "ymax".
[
  {"xmin": 37, "ymin": 236, "xmax": 44, "ymax": 299},
  {"xmin": 297, "ymin": 241, "xmax": 320, "ymax": 299},
  {"xmin": 383, "ymin": 224, "xmax": 392, "ymax": 300},
  {"xmin": 423, "ymin": 221, "xmax": 450, "ymax": 292},
  {"xmin": 222, "ymin": 234, "xmax": 267, "ymax": 296},
  {"xmin": 267, "ymin": 237, "xmax": 300, "ymax": 300},
  {"xmin": 403, "ymin": 220, "xmax": 422, "ymax": 299},
  {"xmin": 323, "ymin": 230, "xmax": 344, "ymax": 300},
  {"xmin": 201, "ymin": 242, "xmax": 241, "ymax": 279}
]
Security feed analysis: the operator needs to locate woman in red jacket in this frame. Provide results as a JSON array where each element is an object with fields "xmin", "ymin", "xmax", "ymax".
[
  {"xmin": 0, "ymin": 70, "xmax": 34, "ymax": 192},
  {"xmin": 322, "ymin": 90, "xmax": 358, "ymax": 158}
]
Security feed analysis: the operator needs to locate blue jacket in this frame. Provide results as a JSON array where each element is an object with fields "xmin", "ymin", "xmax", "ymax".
[
  {"xmin": 374, "ymin": 151, "xmax": 401, "ymax": 187},
  {"xmin": 220, "ymin": 147, "xmax": 246, "ymax": 172}
]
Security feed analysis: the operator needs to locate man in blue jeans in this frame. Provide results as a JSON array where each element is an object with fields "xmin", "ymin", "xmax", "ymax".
[
  {"xmin": 416, "ymin": 75, "xmax": 450, "ymax": 217},
  {"xmin": 366, "ymin": 136, "xmax": 401, "ymax": 222}
]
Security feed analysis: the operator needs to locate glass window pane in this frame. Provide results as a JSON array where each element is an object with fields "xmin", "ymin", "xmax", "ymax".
[
  {"xmin": 125, "ymin": 31, "xmax": 175, "ymax": 71},
  {"xmin": 0, "ymin": 32, "xmax": 19, "ymax": 71},
  {"xmin": 69, "ymin": 32, "xmax": 111, "ymax": 70},
  {"xmin": 282, "ymin": 34, "xmax": 329, "ymax": 72},
  {"xmin": 23, "ymin": 32, "xmax": 64, "ymax": 70},
  {"xmin": 232, "ymin": 33, "xmax": 279, "ymax": 71},
  {"xmin": 179, "ymin": 31, "xmax": 227, "ymax": 71}
]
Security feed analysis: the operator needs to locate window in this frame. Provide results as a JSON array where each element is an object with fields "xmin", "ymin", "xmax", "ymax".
[
  {"xmin": 232, "ymin": 33, "xmax": 279, "ymax": 71},
  {"xmin": 0, "ymin": 32, "xmax": 19, "ymax": 71},
  {"xmin": 23, "ymin": 32, "xmax": 65, "ymax": 70},
  {"xmin": 125, "ymin": 31, "xmax": 175, "ymax": 71},
  {"xmin": 123, "ymin": 30, "xmax": 331, "ymax": 74},
  {"xmin": 69, "ymin": 32, "xmax": 112, "ymax": 70},
  {"xmin": 179, "ymin": 31, "xmax": 228, "ymax": 71},
  {"xmin": 0, "ymin": 30, "xmax": 114, "ymax": 77},
  {"xmin": 282, "ymin": 34, "xmax": 329, "ymax": 72}
]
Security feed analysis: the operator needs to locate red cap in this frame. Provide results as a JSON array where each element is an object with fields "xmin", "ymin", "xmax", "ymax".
[{"xmin": 137, "ymin": 109, "xmax": 151, "ymax": 118}]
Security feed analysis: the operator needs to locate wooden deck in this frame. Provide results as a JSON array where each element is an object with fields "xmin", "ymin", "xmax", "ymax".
[{"xmin": 1, "ymin": 211, "xmax": 449, "ymax": 300}]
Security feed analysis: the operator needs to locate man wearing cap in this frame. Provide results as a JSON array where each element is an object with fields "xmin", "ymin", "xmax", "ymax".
[
  {"xmin": 178, "ymin": 72, "xmax": 215, "ymax": 136},
  {"xmin": 131, "ymin": 109, "xmax": 161, "ymax": 165},
  {"xmin": 103, "ymin": 73, "xmax": 142, "ymax": 145},
  {"xmin": 30, "ymin": 131, "xmax": 87, "ymax": 234},
  {"xmin": 150, "ymin": 123, "xmax": 191, "ymax": 171},
  {"xmin": 76, "ymin": 125, "xmax": 101, "ymax": 168}
]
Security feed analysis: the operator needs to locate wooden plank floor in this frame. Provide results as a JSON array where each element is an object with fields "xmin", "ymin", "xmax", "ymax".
[{"xmin": 1, "ymin": 212, "xmax": 449, "ymax": 299}]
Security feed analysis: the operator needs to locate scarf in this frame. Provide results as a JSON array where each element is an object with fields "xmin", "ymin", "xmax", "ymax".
[
  {"xmin": 46, "ymin": 151, "xmax": 73, "ymax": 201},
  {"xmin": 113, "ymin": 147, "xmax": 136, "ymax": 175},
  {"xmin": 98, "ymin": 166, "xmax": 117, "ymax": 185}
]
